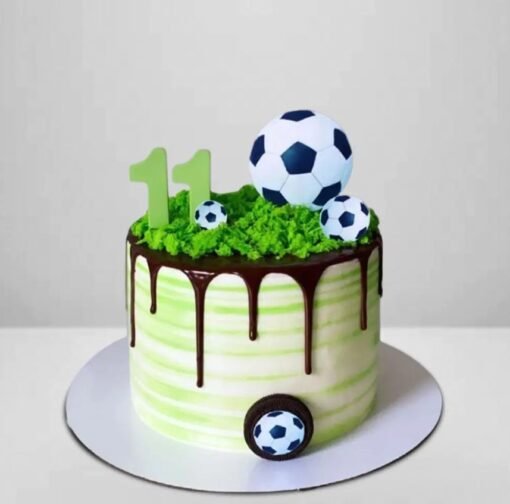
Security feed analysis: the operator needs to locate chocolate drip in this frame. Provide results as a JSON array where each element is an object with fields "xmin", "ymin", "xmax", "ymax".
[
  {"xmin": 238, "ymin": 271, "xmax": 265, "ymax": 341},
  {"xmin": 290, "ymin": 269, "xmax": 326, "ymax": 374},
  {"xmin": 127, "ymin": 232, "xmax": 383, "ymax": 386},
  {"xmin": 129, "ymin": 245, "xmax": 141, "ymax": 347},
  {"xmin": 148, "ymin": 262, "xmax": 162, "ymax": 314},
  {"xmin": 358, "ymin": 250, "xmax": 370, "ymax": 331},
  {"xmin": 182, "ymin": 270, "xmax": 216, "ymax": 388},
  {"xmin": 376, "ymin": 234, "xmax": 383, "ymax": 297}
]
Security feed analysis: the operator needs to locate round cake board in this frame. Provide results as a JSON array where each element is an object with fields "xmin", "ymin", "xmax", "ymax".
[{"xmin": 65, "ymin": 338, "xmax": 443, "ymax": 493}]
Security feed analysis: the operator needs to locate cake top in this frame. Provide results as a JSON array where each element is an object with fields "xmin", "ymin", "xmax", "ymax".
[
  {"xmin": 129, "ymin": 109, "xmax": 381, "ymax": 260},
  {"xmin": 130, "ymin": 185, "xmax": 380, "ymax": 260}
]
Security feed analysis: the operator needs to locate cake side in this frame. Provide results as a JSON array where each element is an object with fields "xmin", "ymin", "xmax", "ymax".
[{"xmin": 127, "ymin": 238, "xmax": 380, "ymax": 452}]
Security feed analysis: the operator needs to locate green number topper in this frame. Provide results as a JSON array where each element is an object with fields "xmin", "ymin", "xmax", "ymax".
[
  {"xmin": 130, "ymin": 148, "xmax": 169, "ymax": 228},
  {"xmin": 172, "ymin": 149, "xmax": 211, "ymax": 221}
]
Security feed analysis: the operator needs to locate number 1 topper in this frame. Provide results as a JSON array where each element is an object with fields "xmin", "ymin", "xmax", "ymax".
[
  {"xmin": 130, "ymin": 147, "xmax": 169, "ymax": 228},
  {"xmin": 173, "ymin": 149, "xmax": 211, "ymax": 222}
]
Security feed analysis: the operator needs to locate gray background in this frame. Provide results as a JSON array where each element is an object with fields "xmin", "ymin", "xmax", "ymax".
[{"xmin": 1, "ymin": 0, "xmax": 509, "ymax": 327}]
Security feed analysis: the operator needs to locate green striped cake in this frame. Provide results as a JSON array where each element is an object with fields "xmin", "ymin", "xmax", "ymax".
[{"xmin": 127, "ymin": 235, "xmax": 381, "ymax": 454}]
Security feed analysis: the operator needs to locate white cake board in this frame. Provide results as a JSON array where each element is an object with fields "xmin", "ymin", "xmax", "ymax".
[{"xmin": 65, "ymin": 338, "xmax": 443, "ymax": 493}]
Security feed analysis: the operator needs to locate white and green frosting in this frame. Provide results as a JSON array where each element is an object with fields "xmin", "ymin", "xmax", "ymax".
[{"xmin": 127, "ymin": 246, "xmax": 380, "ymax": 452}]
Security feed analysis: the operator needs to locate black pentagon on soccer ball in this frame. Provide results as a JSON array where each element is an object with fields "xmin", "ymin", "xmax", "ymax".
[
  {"xmin": 339, "ymin": 211, "xmax": 355, "ymax": 227},
  {"xmin": 288, "ymin": 439, "xmax": 301, "ymax": 451},
  {"xmin": 320, "ymin": 209, "xmax": 329, "ymax": 226},
  {"xmin": 281, "ymin": 110, "xmax": 315, "ymax": 121},
  {"xmin": 281, "ymin": 142, "xmax": 317, "ymax": 174},
  {"xmin": 269, "ymin": 425, "xmax": 286, "ymax": 439},
  {"xmin": 356, "ymin": 227, "xmax": 368, "ymax": 240},
  {"xmin": 267, "ymin": 411, "xmax": 283, "ymax": 418},
  {"xmin": 334, "ymin": 194, "xmax": 350, "ymax": 202},
  {"xmin": 262, "ymin": 446, "xmax": 276, "ymax": 455},
  {"xmin": 194, "ymin": 209, "xmax": 200, "ymax": 220},
  {"xmin": 254, "ymin": 424, "xmax": 262, "ymax": 438},
  {"xmin": 360, "ymin": 202, "xmax": 369, "ymax": 215},
  {"xmin": 205, "ymin": 212, "xmax": 217, "ymax": 223},
  {"xmin": 313, "ymin": 181, "xmax": 342, "ymax": 207},
  {"xmin": 293, "ymin": 417, "xmax": 304, "ymax": 430},
  {"xmin": 333, "ymin": 128, "xmax": 352, "ymax": 159},
  {"xmin": 203, "ymin": 200, "xmax": 215, "ymax": 206},
  {"xmin": 262, "ymin": 187, "xmax": 288, "ymax": 206},
  {"xmin": 250, "ymin": 135, "xmax": 265, "ymax": 166},
  {"xmin": 220, "ymin": 205, "xmax": 226, "ymax": 216}
]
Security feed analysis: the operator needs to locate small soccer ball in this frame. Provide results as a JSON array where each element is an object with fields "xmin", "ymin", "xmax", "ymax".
[
  {"xmin": 194, "ymin": 200, "xmax": 227, "ymax": 230},
  {"xmin": 249, "ymin": 109, "xmax": 352, "ymax": 210},
  {"xmin": 320, "ymin": 195, "xmax": 370, "ymax": 241},
  {"xmin": 252, "ymin": 410, "xmax": 306, "ymax": 457}
]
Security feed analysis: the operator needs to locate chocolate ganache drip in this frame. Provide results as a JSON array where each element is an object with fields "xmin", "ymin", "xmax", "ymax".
[{"xmin": 127, "ymin": 232, "xmax": 383, "ymax": 388}]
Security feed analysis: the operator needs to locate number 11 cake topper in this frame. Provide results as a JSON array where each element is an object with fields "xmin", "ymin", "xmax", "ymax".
[{"xmin": 130, "ymin": 148, "xmax": 211, "ymax": 227}]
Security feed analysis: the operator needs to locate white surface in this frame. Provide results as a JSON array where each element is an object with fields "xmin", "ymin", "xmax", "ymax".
[
  {"xmin": 65, "ymin": 339, "xmax": 442, "ymax": 492},
  {"xmin": 1, "ymin": 0, "xmax": 510, "ymax": 327},
  {"xmin": 1, "ymin": 327, "xmax": 510, "ymax": 502}
]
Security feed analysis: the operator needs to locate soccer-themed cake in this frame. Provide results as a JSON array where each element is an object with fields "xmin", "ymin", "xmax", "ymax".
[{"xmin": 127, "ymin": 110, "xmax": 383, "ymax": 461}]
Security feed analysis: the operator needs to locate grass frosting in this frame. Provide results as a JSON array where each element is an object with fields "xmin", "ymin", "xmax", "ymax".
[{"xmin": 130, "ymin": 185, "xmax": 380, "ymax": 260}]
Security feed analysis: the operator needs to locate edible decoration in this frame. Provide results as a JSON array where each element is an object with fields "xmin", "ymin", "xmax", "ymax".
[
  {"xmin": 172, "ymin": 149, "xmax": 211, "ymax": 221},
  {"xmin": 130, "ymin": 148, "xmax": 169, "ymax": 228},
  {"xmin": 320, "ymin": 195, "xmax": 371, "ymax": 242},
  {"xmin": 131, "ymin": 185, "xmax": 379, "ymax": 259},
  {"xmin": 249, "ymin": 110, "xmax": 352, "ymax": 210},
  {"xmin": 127, "ymin": 231, "xmax": 382, "ymax": 385},
  {"xmin": 244, "ymin": 394, "xmax": 314, "ymax": 460},
  {"xmin": 194, "ymin": 200, "xmax": 227, "ymax": 230}
]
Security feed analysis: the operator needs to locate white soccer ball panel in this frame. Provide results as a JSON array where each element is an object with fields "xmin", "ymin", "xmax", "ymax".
[
  {"xmin": 312, "ymin": 146, "xmax": 345, "ymax": 186},
  {"xmin": 322, "ymin": 197, "xmax": 345, "ymax": 219},
  {"xmin": 250, "ymin": 162, "xmax": 263, "ymax": 194},
  {"xmin": 281, "ymin": 173, "xmax": 322, "ymax": 208},
  {"xmin": 295, "ymin": 113, "xmax": 338, "ymax": 151},
  {"xmin": 262, "ymin": 119, "xmax": 300, "ymax": 155},
  {"xmin": 335, "ymin": 223, "xmax": 361, "ymax": 241},
  {"xmin": 340, "ymin": 156, "xmax": 353, "ymax": 189},
  {"xmin": 322, "ymin": 218, "xmax": 343, "ymax": 239},
  {"xmin": 343, "ymin": 195, "xmax": 366, "ymax": 215},
  {"xmin": 249, "ymin": 154, "xmax": 289, "ymax": 192}
]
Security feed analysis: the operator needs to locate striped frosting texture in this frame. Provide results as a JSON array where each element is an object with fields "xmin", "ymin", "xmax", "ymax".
[{"xmin": 128, "ymin": 246, "xmax": 380, "ymax": 452}]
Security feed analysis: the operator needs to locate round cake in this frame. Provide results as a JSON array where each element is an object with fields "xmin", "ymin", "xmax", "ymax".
[{"xmin": 127, "ymin": 109, "xmax": 383, "ymax": 460}]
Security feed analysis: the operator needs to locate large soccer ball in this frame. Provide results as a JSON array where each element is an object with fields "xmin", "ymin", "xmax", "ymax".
[
  {"xmin": 252, "ymin": 410, "xmax": 306, "ymax": 458},
  {"xmin": 320, "ymin": 195, "xmax": 370, "ymax": 241},
  {"xmin": 249, "ymin": 109, "xmax": 353, "ymax": 210},
  {"xmin": 194, "ymin": 200, "xmax": 227, "ymax": 230}
]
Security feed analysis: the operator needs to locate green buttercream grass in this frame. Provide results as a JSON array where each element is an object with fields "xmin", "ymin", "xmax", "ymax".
[{"xmin": 130, "ymin": 185, "xmax": 380, "ymax": 260}]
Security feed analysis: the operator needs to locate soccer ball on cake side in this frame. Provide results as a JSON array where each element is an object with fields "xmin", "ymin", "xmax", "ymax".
[
  {"xmin": 249, "ymin": 110, "xmax": 353, "ymax": 210},
  {"xmin": 320, "ymin": 195, "xmax": 370, "ymax": 241},
  {"xmin": 194, "ymin": 200, "xmax": 227, "ymax": 230},
  {"xmin": 252, "ymin": 410, "xmax": 307, "ymax": 458},
  {"xmin": 244, "ymin": 394, "xmax": 314, "ymax": 460}
]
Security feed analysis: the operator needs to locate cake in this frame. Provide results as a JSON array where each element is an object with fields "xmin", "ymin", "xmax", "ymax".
[{"xmin": 127, "ymin": 110, "xmax": 382, "ymax": 461}]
